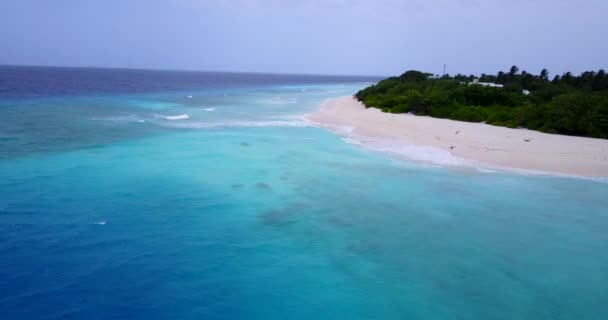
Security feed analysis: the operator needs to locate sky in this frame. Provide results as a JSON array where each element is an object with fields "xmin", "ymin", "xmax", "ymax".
[{"xmin": 0, "ymin": 0, "xmax": 606, "ymax": 76}]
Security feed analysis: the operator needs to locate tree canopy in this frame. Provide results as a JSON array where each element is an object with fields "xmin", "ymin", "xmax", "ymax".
[{"xmin": 355, "ymin": 68, "xmax": 608, "ymax": 139}]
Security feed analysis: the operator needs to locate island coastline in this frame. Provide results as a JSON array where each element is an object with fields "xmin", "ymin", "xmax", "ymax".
[{"xmin": 305, "ymin": 97, "xmax": 608, "ymax": 179}]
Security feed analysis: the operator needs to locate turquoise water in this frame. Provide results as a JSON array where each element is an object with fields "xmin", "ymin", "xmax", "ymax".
[{"xmin": 1, "ymin": 67, "xmax": 608, "ymax": 319}]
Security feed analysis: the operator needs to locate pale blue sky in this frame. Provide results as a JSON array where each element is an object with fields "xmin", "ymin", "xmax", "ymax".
[{"xmin": 0, "ymin": 0, "xmax": 606, "ymax": 76}]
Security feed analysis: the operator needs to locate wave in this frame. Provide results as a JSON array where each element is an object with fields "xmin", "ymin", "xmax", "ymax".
[
  {"xmin": 361, "ymin": 139, "xmax": 467, "ymax": 167},
  {"xmin": 265, "ymin": 97, "xmax": 297, "ymax": 104},
  {"xmin": 159, "ymin": 120, "xmax": 310, "ymax": 129},
  {"xmin": 340, "ymin": 137, "xmax": 363, "ymax": 145},
  {"xmin": 130, "ymin": 100, "xmax": 181, "ymax": 110},
  {"xmin": 91, "ymin": 112, "xmax": 309, "ymax": 129},
  {"xmin": 156, "ymin": 114, "xmax": 190, "ymax": 120},
  {"xmin": 332, "ymin": 130, "xmax": 608, "ymax": 182},
  {"xmin": 89, "ymin": 114, "xmax": 146, "ymax": 123},
  {"xmin": 306, "ymin": 117, "xmax": 468, "ymax": 167}
]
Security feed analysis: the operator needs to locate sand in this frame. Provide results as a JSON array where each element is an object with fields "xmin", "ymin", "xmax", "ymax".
[{"xmin": 304, "ymin": 97, "xmax": 608, "ymax": 178}]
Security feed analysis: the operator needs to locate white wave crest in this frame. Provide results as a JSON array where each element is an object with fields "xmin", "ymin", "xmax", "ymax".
[
  {"xmin": 203, "ymin": 108, "xmax": 215, "ymax": 112},
  {"xmin": 156, "ymin": 114, "xmax": 190, "ymax": 120},
  {"xmin": 266, "ymin": 97, "xmax": 297, "ymax": 104},
  {"xmin": 311, "ymin": 120, "xmax": 467, "ymax": 167},
  {"xmin": 89, "ymin": 114, "xmax": 145, "ymax": 123},
  {"xmin": 159, "ymin": 120, "xmax": 310, "ymax": 129},
  {"xmin": 362, "ymin": 139, "xmax": 466, "ymax": 167}
]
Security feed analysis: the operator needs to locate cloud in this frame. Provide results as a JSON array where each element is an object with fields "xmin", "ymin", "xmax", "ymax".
[{"xmin": 1, "ymin": 0, "xmax": 606, "ymax": 75}]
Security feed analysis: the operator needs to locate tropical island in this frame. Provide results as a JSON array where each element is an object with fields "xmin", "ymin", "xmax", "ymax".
[
  {"xmin": 355, "ymin": 67, "xmax": 608, "ymax": 139},
  {"xmin": 305, "ymin": 67, "xmax": 608, "ymax": 177}
]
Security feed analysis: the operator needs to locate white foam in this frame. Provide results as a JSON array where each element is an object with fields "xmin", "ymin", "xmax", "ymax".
[
  {"xmin": 266, "ymin": 97, "xmax": 297, "ymax": 104},
  {"xmin": 157, "ymin": 114, "xmax": 190, "ymax": 120},
  {"xmin": 307, "ymin": 117, "xmax": 469, "ymax": 168},
  {"xmin": 332, "ymin": 130, "xmax": 608, "ymax": 182},
  {"xmin": 340, "ymin": 137, "xmax": 363, "ymax": 145},
  {"xmin": 203, "ymin": 108, "xmax": 215, "ymax": 112},
  {"xmin": 95, "ymin": 220, "xmax": 106, "ymax": 225},
  {"xmin": 305, "ymin": 104, "xmax": 608, "ymax": 182},
  {"xmin": 90, "ymin": 114, "xmax": 144, "ymax": 123},
  {"xmin": 361, "ymin": 137, "xmax": 467, "ymax": 167},
  {"xmin": 160, "ymin": 120, "xmax": 310, "ymax": 129},
  {"xmin": 187, "ymin": 95, "xmax": 193, "ymax": 98}
]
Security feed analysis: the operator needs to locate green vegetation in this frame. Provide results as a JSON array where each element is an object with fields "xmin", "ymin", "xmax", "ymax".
[{"xmin": 355, "ymin": 67, "xmax": 608, "ymax": 139}]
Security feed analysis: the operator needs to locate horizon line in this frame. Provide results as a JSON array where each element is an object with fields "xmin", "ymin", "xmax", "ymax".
[{"xmin": 0, "ymin": 63, "xmax": 388, "ymax": 79}]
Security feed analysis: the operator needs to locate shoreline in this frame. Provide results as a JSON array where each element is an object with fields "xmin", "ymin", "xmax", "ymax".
[{"xmin": 304, "ymin": 97, "xmax": 608, "ymax": 179}]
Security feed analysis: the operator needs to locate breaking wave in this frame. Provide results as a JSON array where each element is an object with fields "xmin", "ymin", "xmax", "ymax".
[
  {"xmin": 89, "ymin": 114, "xmax": 146, "ymax": 123},
  {"xmin": 156, "ymin": 114, "xmax": 190, "ymax": 120},
  {"xmin": 159, "ymin": 120, "xmax": 310, "ymax": 129},
  {"xmin": 265, "ymin": 97, "xmax": 297, "ymax": 104}
]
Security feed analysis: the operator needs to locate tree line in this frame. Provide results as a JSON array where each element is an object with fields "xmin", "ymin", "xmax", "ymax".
[{"xmin": 355, "ymin": 67, "xmax": 608, "ymax": 139}]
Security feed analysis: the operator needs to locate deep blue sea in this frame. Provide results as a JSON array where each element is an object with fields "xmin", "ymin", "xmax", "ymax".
[{"xmin": 1, "ymin": 66, "xmax": 607, "ymax": 320}]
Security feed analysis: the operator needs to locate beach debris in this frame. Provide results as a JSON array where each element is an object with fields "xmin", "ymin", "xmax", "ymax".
[
  {"xmin": 256, "ymin": 182, "xmax": 270, "ymax": 189},
  {"xmin": 450, "ymin": 146, "xmax": 455, "ymax": 150},
  {"xmin": 231, "ymin": 184, "xmax": 244, "ymax": 189},
  {"xmin": 455, "ymin": 130, "xmax": 460, "ymax": 135},
  {"xmin": 240, "ymin": 142, "xmax": 249, "ymax": 147},
  {"xmin": 524, "ymin": 139, "xmax": 532, "ymax": 142}
]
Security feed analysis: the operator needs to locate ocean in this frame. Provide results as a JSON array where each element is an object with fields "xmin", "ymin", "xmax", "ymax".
[{"xmin": 1, "ymin": 66, "xmax": 607, "ymax": 320}]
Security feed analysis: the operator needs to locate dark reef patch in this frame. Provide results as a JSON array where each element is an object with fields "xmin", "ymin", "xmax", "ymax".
[{"xmin": 256, "ymin": 182, "xmax": 270, "ymax": 189}]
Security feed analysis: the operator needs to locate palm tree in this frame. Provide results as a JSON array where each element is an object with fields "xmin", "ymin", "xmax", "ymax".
[
  {"xmin": 552, "ymin": 75, "xmax": 561, "ymax": 84},
  {"xmin": 540, "ymin": 69, "xmax": 549, "ymax": 80},
  {"xmin": 507, "ymin": 66, "xmax": 519, "ymax": 83},
  {"xmin": 496, "ymin": 71, "xmax": 506, "ymax": 84},
  {"xmin": 562, "ymin": 72, "xmax": 574, "ymax": 86}
]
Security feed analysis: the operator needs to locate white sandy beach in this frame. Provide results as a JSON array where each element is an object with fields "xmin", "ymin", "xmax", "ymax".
[{"xmin": 305, "ymin": 97, "xmax": 608, "ymax": 178}]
